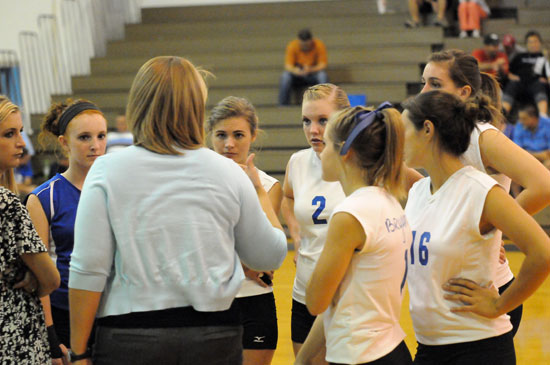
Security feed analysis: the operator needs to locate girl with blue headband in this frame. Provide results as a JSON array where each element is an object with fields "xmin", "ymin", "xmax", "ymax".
[{"xmin": 295, "ymin": 103, "xmax": 413, "ymax": 365}]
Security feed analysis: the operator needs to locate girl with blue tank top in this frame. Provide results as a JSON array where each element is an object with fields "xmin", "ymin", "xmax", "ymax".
[{"xmin": 26, "ymin": 99, "xmax": 108, "ymax": 363}]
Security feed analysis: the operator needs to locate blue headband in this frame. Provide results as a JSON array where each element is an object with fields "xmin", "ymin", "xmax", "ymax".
[{"xmin": 339, "ymin": 101, "xmax": 393, "ymax": 155}]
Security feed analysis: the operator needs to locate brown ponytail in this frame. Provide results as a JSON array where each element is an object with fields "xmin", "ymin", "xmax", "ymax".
[{"xmin": 329, "ymin": 106, "xmax": 405, "ymax": 199}]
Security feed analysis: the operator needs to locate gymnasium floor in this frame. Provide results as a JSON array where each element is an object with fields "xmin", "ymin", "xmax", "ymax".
[{"xmin": 271, "ymin": 251, "xmax": 550, "ymax": 365}]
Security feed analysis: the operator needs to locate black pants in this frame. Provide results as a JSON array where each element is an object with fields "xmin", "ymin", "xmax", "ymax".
[
  {"xmin": 414, "ymin": 331, "xmax": 515, "ymax": 365},
  {"xmin": 330, "ymin": 340, "xmax": 412, "ymax": 365},
  {"xmin": 499, "ymin": 278, "xmax": 523, "ymax": 337}
]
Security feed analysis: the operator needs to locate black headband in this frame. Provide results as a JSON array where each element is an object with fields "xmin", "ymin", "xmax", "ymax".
[{"xmin": 58, "ymin": 102, "xmax": 100, "ymax": 135}]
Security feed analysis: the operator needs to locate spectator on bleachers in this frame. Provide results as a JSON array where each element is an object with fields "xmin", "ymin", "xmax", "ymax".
[
  {"xmin": 405, "ymin": 0, "xmax": 447, "ymax": 28},
  {"xmin": 502, "ymin": 34, "xmax": 525, "ymax": 62},
  {"xmin": 472, "ymin": 33, "xmax": 508, "ymax": 81},
  {"xmin": 503, "ymin": 30, "xmax": 550, "ymax": 118},
  {"xmin": 457, "ymin": 0, "xmax": 490, "ymax": 38},
  {"xmin": 106, "ymin": 114, "xmax": 133, "ymax": 153},
  {"xmin": 278, "ymin": 29, "xmax": 328, "ymax": 106},
  {"xmin": 512, "ymin": 104, "xmax": 550, "ymax": 169}
]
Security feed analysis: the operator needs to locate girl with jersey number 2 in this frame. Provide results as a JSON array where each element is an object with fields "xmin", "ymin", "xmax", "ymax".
[
  {"xmin": 403, "ymin": 90, "xmax": 550, "ymax": 364},
  {"xmin": 207, "ymin": 96, "xmax": 282, "ymax": 365},
  {"xmin": 281, "ymin": 83, "xmax": 349, "ymax": 364},
  {"xmin": 295, "ymin": 103, "xmax": 414, "ymax": 365}
]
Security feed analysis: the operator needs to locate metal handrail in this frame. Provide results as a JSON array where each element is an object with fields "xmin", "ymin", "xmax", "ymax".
[{"xmin": 8, "ymin": 0, "xmax": 141, "ymax": 118}]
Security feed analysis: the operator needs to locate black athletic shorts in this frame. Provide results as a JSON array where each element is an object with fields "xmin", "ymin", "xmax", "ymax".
[
  {"xmin": 291, "ymin": 299, "xmax": 316, "ymax": 343},
  {"xmin": 414, "ymin": 331, "xmax": 515, "ymax": 365},
  {"xmin": 330, "ymin": 340, "xmax": 412, "ymax": 365},
  {"xmin": 236, "ymin": 292, "xmax": 278, "ymax": 350}
]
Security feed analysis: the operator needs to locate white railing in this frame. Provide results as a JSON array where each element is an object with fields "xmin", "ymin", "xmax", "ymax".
[{"xmin": 4, "ymin": 0, "xmax": 141, "ymax": 132}]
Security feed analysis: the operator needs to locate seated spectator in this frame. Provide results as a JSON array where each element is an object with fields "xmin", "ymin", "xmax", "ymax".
[
  {"xmin": 502, "ymin": 34, "xmax": 525, "ymax": 63},
  {"xmin": 457, "ymin": 0, "xmax": 490, "ymax": 38},
  {"xmin": 405, "ymin": 0, "xmax": 447, "ymax": 28},
  {"xmin": 512, "ymin": 104, "xmax": 550, "ymax": 169},
  {"xmin": 503, "ymin": 30, "xmax": 550, "ymax": 117},
  {"xmin": 278, "ymin": 29, "xmax": 328, "ymax": 105},
  {"xmin": 472, "ymin": 33, "xmax": 508, "ymax": 81},
  {"xmin": 106, "ymin": 114, "xmax": 133, "ymax": 153}
]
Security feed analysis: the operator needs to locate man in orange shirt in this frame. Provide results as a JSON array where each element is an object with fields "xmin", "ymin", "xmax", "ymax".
[{"xmin": 278, "ymin": 29, "xmax": 328, "ymax": 105}]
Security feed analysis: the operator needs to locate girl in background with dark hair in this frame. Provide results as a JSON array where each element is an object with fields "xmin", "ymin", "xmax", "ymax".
[
  {"xmin": 295, "ymin": 103, "xmax": 413, "ymax": 365},
  {"xmin": 403, "ymin": 90, "xmax": 550, "ymax": 364},
  {"xmin": 207, "ymin": 96, "xmax": 282, "ymax": 365},
  {"xmin": 419, "ymin": 49, "xmax": 550, "ymax": 336},
  {"xmin": 26, "ymin": 98, "xmax": 107, "ymax": 363}
]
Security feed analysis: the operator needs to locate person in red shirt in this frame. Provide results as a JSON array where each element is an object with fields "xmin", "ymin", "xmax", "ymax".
[
  {"xmin": 278, "ymin": 29, "xmax": 328, "ymax": 105},
  {"xmin": 472, "ymin": 33, "xmax": 509, "ymax": 81}
]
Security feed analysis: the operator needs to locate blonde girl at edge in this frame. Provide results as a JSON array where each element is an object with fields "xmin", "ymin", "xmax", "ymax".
[{"xmin": 0, "ymin": 95, "xmax": 60, "ymax": 363}]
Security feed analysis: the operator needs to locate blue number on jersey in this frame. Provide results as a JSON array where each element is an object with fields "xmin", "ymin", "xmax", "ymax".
[
  {"xmin": 400, "ymin": 249, "xmax": 408, "ymax": 293},
  {"xmin": 311, "ymin": 196, "xmax": 328, "ymax": 224},
  {"xmin": 410, "ymin": 230, "xmax": 430, "ymax": 266}
]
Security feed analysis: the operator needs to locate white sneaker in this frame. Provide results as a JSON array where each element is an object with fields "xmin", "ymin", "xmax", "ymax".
[
  {"xmin": 472, "ymin": 29, "xmax": 480, "ymax": 38},
  {"xmin": 459, "ymin": 31, "xmax": 468, "ymax": 38}
]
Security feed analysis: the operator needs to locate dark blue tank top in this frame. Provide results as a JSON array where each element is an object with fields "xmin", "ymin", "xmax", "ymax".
[{"xmin": 31, "ymin": 173, "xmax": 80, "ymax": 310}]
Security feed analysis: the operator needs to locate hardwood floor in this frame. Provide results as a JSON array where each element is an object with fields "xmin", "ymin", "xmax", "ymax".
[{"xmin": 271, "ymin": 251, "xmax": 550, "ymax": 364}]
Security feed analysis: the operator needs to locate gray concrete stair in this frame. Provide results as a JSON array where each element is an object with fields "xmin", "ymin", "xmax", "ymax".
[
  {"xmin": 74, "ymin": 64, "xmax": 420, "ymax": 92},
  {"xmin": 140, "ymin": 0, "xmax": 408, "ymax": 23}
]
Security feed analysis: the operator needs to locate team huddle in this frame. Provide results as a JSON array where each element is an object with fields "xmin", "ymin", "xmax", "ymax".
[{"xmin": 1, "ymin": 49, "xmax": 550, "ymax": 365}]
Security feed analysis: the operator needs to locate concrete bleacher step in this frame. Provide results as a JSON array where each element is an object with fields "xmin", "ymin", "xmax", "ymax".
[
  {"xmin": 53, "ymin": 82, "xmax": 407, "ymax": 111},
  {"xmin": 125, "ymin": 16, "xmax": 436, "ymax": 41},
  {"xmin": 105, "ymin": 31, "xmax": 438, "ymax": 58},
  {"xmin": 254, "ymin": 149, "xmax": 296, "ymax": 173},
  {"xmin": 31, "ymin": 107, "xmax": 302, "ymax": 132},
  {"xmin": 92, "ymin": 45, "xmax": 432, "ymax": 75},
  {"xmin": 256, "ymin": 127, "xmax": 308, "ymax": 149},
  {"xmin": 74, "ymin": 64, "xmax": 420, "ymax": 93},
  {"xmin": 518, "ymin": 8, "xmax": 550, "ymax": 25},
  {"xmin": 140, "ymin": 0, "xmax": 408, "ymax": 23}
]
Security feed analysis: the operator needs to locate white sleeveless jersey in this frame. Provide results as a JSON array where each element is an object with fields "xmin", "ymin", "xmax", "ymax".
[
  {"xmin": 324, "ymin": 187, "xmax": 410, "ymax": 364},
  {"xmin": 460, "ymin": 123, "xmax": 514, "ymax": 287},
  {"xmin": 236, "ymin": 168, "xmax": 279, "ymax": 298},
  {"xmin": 288, "ymin": 148, "xmax": 346, "ymax": 304},
  {"xmin": 405, "ymin": 166, "xmax": 512, "ymax": 345}
]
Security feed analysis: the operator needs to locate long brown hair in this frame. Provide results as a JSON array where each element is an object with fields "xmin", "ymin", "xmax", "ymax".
[{"xmin": 329, "ymin": 105, "xmax": 405, "ymax": 199}]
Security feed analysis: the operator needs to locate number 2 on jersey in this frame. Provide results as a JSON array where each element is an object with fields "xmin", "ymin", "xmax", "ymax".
[{"xmin": 311, "ymin": 196, "xmax": 328, "ymax": 224}]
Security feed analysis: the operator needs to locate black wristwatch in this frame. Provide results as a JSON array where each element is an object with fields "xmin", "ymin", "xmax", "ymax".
[{"xmin": 69, "ymin": 348, "xmax": 92, "ymax": 362}]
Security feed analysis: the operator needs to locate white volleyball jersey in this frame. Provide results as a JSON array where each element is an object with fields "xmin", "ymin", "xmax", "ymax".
[
  {"xmin": 405, "ymin": 166, "xmax": 512, "ymax": 345},
  {"xmin": 287, "ymin": 148, "xmax": 346, "ymax": 304},
  {"xmin": 460, "ymin": 122, "xmax": 514, "ymax": 287},
  {"xmin": 323, "ymin": 187, "xmax": 410, "ymax": 364},
  {"xmin": 236, "ymin": 169, "xmax": 279, "ymax": 298}
]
